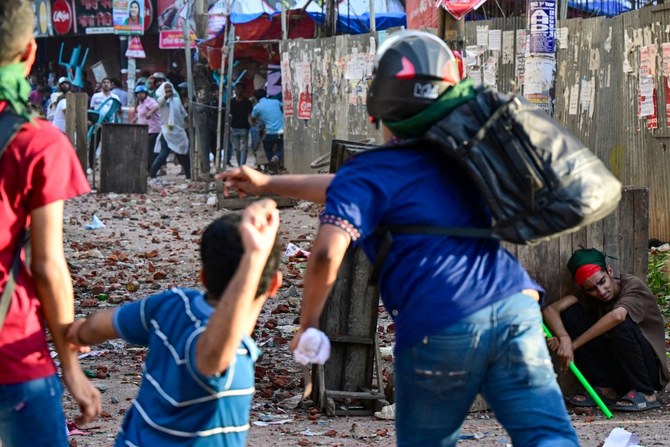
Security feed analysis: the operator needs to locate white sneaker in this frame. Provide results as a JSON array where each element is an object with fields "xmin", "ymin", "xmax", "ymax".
[{"xmin": 374, "ymin": 403, "xmax": 396, "ymax": 420}]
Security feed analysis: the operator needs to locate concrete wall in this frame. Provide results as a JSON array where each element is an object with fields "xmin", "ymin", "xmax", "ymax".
[{"xmin": 280, "ymin": 34, "xmax": 383, "ymax": 174}]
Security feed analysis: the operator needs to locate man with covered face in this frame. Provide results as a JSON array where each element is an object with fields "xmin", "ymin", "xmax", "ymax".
[{"xmin": 543, "ymin": 248, "xmax": 669, "ymax": 411}]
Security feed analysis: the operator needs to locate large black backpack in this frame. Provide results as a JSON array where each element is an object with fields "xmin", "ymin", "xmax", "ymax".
[{"xmin": 371, "ymin": 87, "xmax": 621, "ymax": 282}]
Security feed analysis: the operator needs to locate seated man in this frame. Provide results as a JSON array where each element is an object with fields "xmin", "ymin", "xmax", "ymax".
[
  {"xmin": 543, "ymin": 248, "xmax": 669, "ymax": 411},
  {"xmin": 67, "ymin": 200, "xmax": 281, "ymax": 446}
]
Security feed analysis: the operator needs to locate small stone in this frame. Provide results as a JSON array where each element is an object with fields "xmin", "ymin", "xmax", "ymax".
[
  {"xmin": 107, "ymin": 294, "xmax": 124, "ymax": 305},
  {"xmin": 282, "ymin": 285, "xmax": 300, "ymax": 299}
]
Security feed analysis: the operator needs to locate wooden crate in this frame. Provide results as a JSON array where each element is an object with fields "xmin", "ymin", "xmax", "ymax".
[
  {"xmin": 312, "ymin": 139, "xmax": 386, "ymax": 415},
  {"xmin": 99, "ymin": 124, "xmax": 148, "ymax": 194}
]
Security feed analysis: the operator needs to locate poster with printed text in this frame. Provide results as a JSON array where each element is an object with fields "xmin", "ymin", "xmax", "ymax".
[
  {"xmin": 528, "ymin": 1, "xmax": 556, "ymax": 55},
  {"xmin": 281, "ymin": 55, "xmax": 294, "ymax": 118},
  {"xmin": 296, "ymin": 61, "xmax": 312, "ymax": 120},
  {"xmin": 113, "ymin": 0, "xmax": 144, "ymax": 35}
]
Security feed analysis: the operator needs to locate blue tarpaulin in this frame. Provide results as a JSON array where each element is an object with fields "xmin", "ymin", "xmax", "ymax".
[{"xmin": 567, "ymin": 1, "xmax": 632, "ymax": 16}]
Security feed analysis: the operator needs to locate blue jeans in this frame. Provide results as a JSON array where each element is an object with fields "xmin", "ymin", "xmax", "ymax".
[
  {"xmin": 394, "ymin": 293, "xmax": 578, "ymax": 447},
  {"xmin": 150, "ymin": 135, "xmax": 190, "ymax": 179},
  {"xmin": 263, "ymin": 133, "xmax": 284, "ymax": 166},
  {"xmin": 230, "ymin": 128, "xmax": 249, "ymax": 166},
  {"xmin": 0, "ymin": 374, "xmax": 68, "ymax": 447}
]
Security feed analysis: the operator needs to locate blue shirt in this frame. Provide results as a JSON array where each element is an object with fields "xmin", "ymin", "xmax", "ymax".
[
  {"xmin": 113, "ymin": 288, "xmax": 259, "ymax": 446},
  {"xmin": 251, "ymin": 98, "xmax": 283, "ymax": 134},
  {"xmin": 321, "ymin": 146, "xmax": 541, "ymax": 351}
]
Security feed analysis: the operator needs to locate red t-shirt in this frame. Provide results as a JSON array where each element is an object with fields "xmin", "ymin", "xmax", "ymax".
[{"xmin": 0, "ymin": 103, "xmax": 90, "ymax": 384}]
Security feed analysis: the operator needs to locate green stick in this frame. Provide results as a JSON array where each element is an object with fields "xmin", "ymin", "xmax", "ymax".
[{"xmin": 542, "ymin": 323, "xmax": 613, "ymax": 419}]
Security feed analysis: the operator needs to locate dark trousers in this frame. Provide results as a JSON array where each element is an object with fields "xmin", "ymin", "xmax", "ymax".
[
  {"xmin": 150, "ymin": 135, "xmax": 190, "ymax": 179},
  {"xmin": 263, "ymin": 133, "xmax": 284, "ymax": 167},
  {"xmin": 88, "ymin": 126, "xmax": 102, "ymax": 169},
  {"xmin": 562, "ymin": 303, "xmax": 661, "ymax": 395},
  {"xmin": 147, "ymin": 133, "xmax": 159, "ymax": 172}
]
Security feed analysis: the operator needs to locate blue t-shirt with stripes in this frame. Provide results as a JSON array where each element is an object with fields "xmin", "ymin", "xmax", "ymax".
[
  {"xmin": 321, "ymin": 146, "xmax": 541, "ymax": 351},
  {"xmin": 112, "ymin": 288, "xmax": 258, "ymax": 446}
]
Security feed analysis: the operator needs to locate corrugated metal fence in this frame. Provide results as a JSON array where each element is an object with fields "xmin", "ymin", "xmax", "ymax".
[
  {"xmin": 463, "ymin": 5, "xmax": 670, "ymax": 240},
  {"xmin": 282, "ymin": 4, "xmax": 670, "ymax": 239}
]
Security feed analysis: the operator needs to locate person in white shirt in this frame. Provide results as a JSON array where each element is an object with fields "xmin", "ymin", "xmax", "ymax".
[
  {"xmin": 88, "ymin": 78, "xmax": 121, "ymax": 171},
  {"xmin": 48, "ymin": 77, "xmax": 70, "ymax": 132}
]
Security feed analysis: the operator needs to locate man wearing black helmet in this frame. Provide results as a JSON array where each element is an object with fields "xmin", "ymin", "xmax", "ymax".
[{"xmin": 218, "ymin": 30, "xmax": 579, "ymax": 446}]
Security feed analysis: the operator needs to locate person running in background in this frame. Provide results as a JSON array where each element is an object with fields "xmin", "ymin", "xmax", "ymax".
[{"xmin": 148, "ymin": 81, "xmax": 190, "ymax": 180}]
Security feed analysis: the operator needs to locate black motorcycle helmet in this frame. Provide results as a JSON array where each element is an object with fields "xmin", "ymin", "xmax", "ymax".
[{"xmin": 367, "ymin": 30, "xmax": 461, "ymax": 124}]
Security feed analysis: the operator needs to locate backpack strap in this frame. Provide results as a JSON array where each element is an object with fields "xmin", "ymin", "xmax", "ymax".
[
  {"xmin": 0, "ymin": 230, "xmax": 30, "ymax": 330},
  {"xmin": 369, "ymin": 225, "xmax": 498, "ymax": 287},
  {"xmin": 0, "ymin": 108, "xmax": 29, "ymax": 331},
  {"xmin": 0, "ymin": 107, "xmax": 27, "ymax": 158}
]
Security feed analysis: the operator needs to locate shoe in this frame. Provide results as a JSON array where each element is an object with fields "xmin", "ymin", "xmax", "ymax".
[
  {"xmin": 157, "ymin": 167, "xmax": 167, "ymax": 177},
  {"xmin": 566, "ymin": 386, "xmax": 617, "ymax": 408},
  {"xmin": 226, "ymin": 162, "xmax": 234, "ymax": 168},
  {"xmin": 86, "ymin": 168, "xmax": 93, "ymax": 175},
  {"xmin": 374, "ymin": 403, "xmax": 396, "ymax": 420},
  {"xmin": 271, "ymin": 155, "xmax": 280, "ymax": 163},
  {"xmin": 610, "ymin": 391, "xmax": 661, "ymax": 412}
]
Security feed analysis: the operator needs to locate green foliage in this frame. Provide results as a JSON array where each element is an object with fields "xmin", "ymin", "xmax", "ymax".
[{"xmin": 648, "ymin": 252, "xmax": 670, "ymax": 320}]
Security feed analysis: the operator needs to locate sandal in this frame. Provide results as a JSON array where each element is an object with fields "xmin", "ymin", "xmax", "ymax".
[
  {"xmin": 566, "ymin": 387, "xmax": 616, "ymax": 407},
  {"xmin": 611, "ymin": 391, "xmax": 660, "ymax": 412}
]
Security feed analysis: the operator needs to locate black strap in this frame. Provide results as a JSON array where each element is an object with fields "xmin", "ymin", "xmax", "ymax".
[
  {"xmin": 382, "ymin": 225, "xmax": 496, "ymax": 239},
  {"xmin": 0, "ymin": 108, "xmax": 29, "ymax": 331},
  {"xmin": 0, "ymin": 108, "xmax": 27, "ymax": 158},
  {"xmin": 369, "ymin": 225, "xmax": 499, "ymax": 287},
  {"xmin": 0, "ymin": 231, "xmax": 30, "ymax": 330}
]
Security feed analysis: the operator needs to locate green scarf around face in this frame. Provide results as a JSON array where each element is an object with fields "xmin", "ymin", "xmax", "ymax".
[
  {"xmin": 384, "ymin": 78, "xmax": 477, "ymax": 138},
  {"xmin": 0, "ymin": 62, "xmax": 33, "ymax": 122}
]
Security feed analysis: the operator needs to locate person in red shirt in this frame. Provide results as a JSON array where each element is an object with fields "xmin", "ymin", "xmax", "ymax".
[{"xmin": 0, "ymin": 1, "xmax": 101, "ymax": 446}]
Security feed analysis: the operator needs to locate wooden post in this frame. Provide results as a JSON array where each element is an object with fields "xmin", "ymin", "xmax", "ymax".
[
  {"xmin": 65, "ymin": 92, "xmax": 89, "ymax": 173},
  {"xmin": 369, "ymin": 0, "xmax": 375, "ymax": 32},
  {"xmin": 215, "ymin": 20, "xmax": 232, "ymax": 171},
  {"xmin": 222, "ymin": 24, "xmax": 235, "ymax": 170},
  {"xmin": 99, "ymin": 123, "xmax": 148, "ymax": 193},
  {"xmin": 438, "ymin": 7, "xmax": 465, "ymax": 52}
]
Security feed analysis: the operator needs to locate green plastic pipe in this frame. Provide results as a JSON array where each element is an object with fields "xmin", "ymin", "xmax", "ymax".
[{"xmin": 542, "ymin": 323, "xmax": 613, "ymax": 419}]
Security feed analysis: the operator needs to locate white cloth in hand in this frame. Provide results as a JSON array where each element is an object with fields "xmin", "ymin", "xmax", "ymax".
[{"xmin": 293, "ymin": 328, "xmax": 331, "ymax": 365}]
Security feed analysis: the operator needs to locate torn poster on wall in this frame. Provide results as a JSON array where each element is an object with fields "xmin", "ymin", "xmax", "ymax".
[
  {"xmin": 515, "ymin": 29, "xmax": 527, "ymax": 87},
  {"xmin": 296, "ymin": 61, "xmax": 312, "ymax": 120},
  {"xmin": 662, "ymin": 43, "xmax": 670, "ymax": 127},
  {"xmin": 524, "ymin": 57, "xmax": 554, "ymax": 113},
  {"xmin": 639, "ymin": 46, "xmax": 657, "ymax": 129},
  {"xmin": 281, "ymin": 54, "xmax": 293, "ymax": 118}
]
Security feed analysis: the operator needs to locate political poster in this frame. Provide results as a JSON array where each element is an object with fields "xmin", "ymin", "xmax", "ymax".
[{"xmin": 113, "ymin": 0, "xmax": 144, "ymax": 35}]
